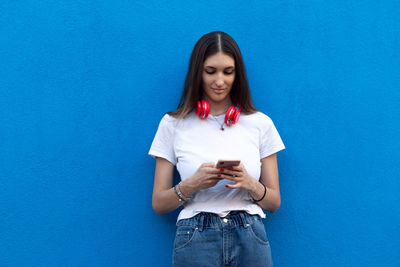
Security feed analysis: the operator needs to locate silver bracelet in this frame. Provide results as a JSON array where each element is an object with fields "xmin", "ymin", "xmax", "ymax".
[
  {"xmin": 174, "ymin": 185, "xmax": 184, "ymax": 202},
  {"xmin": 176, "ymin": 182, "xmax": 192, "ymax": 202}
]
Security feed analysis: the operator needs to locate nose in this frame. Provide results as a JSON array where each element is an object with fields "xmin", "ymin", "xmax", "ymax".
[{"xmin": 215, "ymin": 76, "xmax": 224, "ymax": 87}]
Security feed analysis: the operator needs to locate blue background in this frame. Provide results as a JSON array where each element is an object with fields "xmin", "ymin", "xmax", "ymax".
[{"xmin": 1, "ymin": 1, "xmax": 399, "ymax": 266}]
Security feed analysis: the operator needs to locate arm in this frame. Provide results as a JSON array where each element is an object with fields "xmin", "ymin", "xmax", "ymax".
[
  {"xmin": 152, "ymin": 157, "xmax": 222, "ymax": 215},
  {"xmin": 222, "ymin": 153, "xmax": 281, "ymax": 213},
  {"xmin": 152, "ymin": 157, "xmax": 184, "ymax": 215},
  {"xmin": 249, "ymin": 153, "xmax": 281, "ymax": 213}
]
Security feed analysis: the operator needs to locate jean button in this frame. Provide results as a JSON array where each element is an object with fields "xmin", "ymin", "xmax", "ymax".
[{"xmin": 223, "ymin": 218, "xmax": 228, "ymax": 223}]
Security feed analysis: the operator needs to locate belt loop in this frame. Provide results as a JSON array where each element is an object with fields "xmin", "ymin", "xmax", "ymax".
[
  {"xmin": 238, "ymin": 211, "xmax": 248, "ymax": 227},
  {"xmin": 197, "ymin": 213, "xmax": 205, "ymax": 232}
]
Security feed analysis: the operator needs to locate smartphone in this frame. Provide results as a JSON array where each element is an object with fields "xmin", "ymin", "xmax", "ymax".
[{"xmin": 216, "ymin": 160, "xmax": 240, "ymax": 169}]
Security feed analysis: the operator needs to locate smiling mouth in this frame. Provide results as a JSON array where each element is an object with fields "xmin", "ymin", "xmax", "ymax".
[{"xmin": 213, "ymin": 88, "xmax": 225, "ymax": 93}]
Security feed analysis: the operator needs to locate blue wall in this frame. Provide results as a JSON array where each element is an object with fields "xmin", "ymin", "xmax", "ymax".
[{"xmin": 1, "ymin": 1, "xmax": 399, "ymax": 266}]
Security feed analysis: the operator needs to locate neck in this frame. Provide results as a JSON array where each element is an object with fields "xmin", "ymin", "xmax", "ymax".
[{"xmin": 206, "ymin": 97, "xmax": 232, "ymax": 116}]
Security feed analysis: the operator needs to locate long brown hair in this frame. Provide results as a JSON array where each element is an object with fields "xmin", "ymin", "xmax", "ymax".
[{"xmin": 168, "ymin": 31, "xmax": 257, "ymax": 118}]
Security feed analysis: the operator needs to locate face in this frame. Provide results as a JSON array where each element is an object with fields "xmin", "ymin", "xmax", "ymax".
[{"xmin": 202, "ymin": 52, "xmax": 236, "ymax": 104}]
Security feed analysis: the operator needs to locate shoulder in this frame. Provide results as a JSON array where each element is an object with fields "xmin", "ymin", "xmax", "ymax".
[
  {"xmin": 157, "ymin": 112, "xmax": 195, "ymax": 132},
  {"xmin": 160, "ymin": 113, "xmax": 177, "ymax": 123},
  {"xmin": 152, "ymin": 114, "xmax": 178, "ymax": 137},
  {"xmin": 241, "ymin": 111, "xmax": 274, "ymax": 128},
  {"xmin": 161, "ymin": 111, "xmax": 197, "ymax": 126},
  {"xmin": 158, "ymin": 113, "xmax": 178, "ymax": 127}
]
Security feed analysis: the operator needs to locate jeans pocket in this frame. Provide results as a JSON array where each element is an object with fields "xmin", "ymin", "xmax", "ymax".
[
  {"xmin": 173, "ymin": 225, "xmax": 198, "ymax": 251},
  {"xmin": 248, "ymin": 219, "xmax": 270, "ymax": 246}
]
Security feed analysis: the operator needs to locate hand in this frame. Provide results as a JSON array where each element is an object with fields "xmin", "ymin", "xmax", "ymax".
[
  {"xmin": 218, "ymin": 162, "xmax": 257, "ymax": 191},
  {"xmin": 183, "ymin": 163, "xmax": 223, "ymax": 194}
]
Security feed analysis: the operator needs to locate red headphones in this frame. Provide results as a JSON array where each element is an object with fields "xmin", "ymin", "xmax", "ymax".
[{"xmin": 195, "ymin": 99, "xmax": 241, "ymax": 126}]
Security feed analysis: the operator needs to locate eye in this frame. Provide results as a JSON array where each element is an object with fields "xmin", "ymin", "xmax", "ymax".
[
  {"xmin": 205, "ymin": 70, "xmax": 215, "ymax": 74},
  {"xmin": 224, "ymin": 71, "xmax": 234, "ymax": 75}
]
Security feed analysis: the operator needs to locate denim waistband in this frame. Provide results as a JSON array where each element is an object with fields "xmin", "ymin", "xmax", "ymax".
[{"xmin": 176, "ymin": 210, "xmax": 261, "ymax": 231}]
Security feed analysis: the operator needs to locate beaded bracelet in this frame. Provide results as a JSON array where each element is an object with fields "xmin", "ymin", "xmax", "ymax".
[
  {"xmin": 174, "ymin": 182, "xmax": 192, "ymax": 202},
  {"xmin": 174, "ymin": 184, "xmax": 185, "ymax": 202},
  {"xmin": 252, "ymin": 182, "xmax": 267, "ymax": 203}
]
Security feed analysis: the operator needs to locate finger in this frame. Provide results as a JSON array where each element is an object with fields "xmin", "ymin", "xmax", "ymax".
[
  {"xmin": 210, "ymin": 173, "xmax": 225, "ymax": 179},
  {"xmin": 209, "ymin": 177, "xmax": 223, "ymax": 182},
  {"xmin": 229, "ymin": 165, "xmax": 243, "ymax": 172},
  {"xmin": 207, "ymin": 167, "xmax": 223, "ymax": 174},
  {"xmin": 225, "ymin": 183, "xmax": 241, "ymax": 189},
  {"xmin": 230, "ymin": 162, "xmax": 243, "ymax": 169},
  {"xmin": 202, "ymin": 162, "xmax": 216, "ymax": 168},
  {"xmin": 221, "ymin": 169, "xmax": 241, "ymax": 177},
  {"xmin": 218, "ymin": 174, "xmax": 237, "ymax": 181}
]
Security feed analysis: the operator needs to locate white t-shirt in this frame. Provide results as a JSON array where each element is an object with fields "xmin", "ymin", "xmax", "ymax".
[{"xmin": 149, "ymin": 110, "xmax": 285, "ymax": 222}]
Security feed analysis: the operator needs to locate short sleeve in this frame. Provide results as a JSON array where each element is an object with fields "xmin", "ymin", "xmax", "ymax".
[
  {"xmin": 260, "ymin": 115, "xmax": 285, "ymax": 159},
  {"xmin": 148, "ymin": 114, "xmax": 177, "ymax": 165}
]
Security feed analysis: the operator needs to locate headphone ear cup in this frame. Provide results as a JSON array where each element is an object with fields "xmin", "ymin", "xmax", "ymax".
[
  {"xmin": 225, "ymin": 106, "xmax": 236, "ymax": 125},
  {"xmin": 203, "ymin": 100, "xmax": 210, "ymax": 118},
  {"xmin": 232, "ymin": 107, "xmax": 240, "ymax": 124},
  {"xmin": 224, "ymin": 106, "xmax": 241, "ymax": 125},
  {"xmin": 195, "ymin": 100, "xmax": 209, "ymax": 119},
  {"xmin": 195, "ymin": 101, "xmax": 202, "ymax": 116}
]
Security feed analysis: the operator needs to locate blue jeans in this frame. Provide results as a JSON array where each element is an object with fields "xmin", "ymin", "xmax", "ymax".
[{"xmin": 172, "ymin": 211, "xmax": 273, "ymax": 267}]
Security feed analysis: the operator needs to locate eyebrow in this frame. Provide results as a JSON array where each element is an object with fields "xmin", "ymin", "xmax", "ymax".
[{"xmin": 204, "ymin": 66, "xmax": 235, "ymax": 69}]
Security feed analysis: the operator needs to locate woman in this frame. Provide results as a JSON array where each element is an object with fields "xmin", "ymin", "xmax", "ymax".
[{"xmin": 149, "ymin": 31, "xmax": 285, "ymax": 267}]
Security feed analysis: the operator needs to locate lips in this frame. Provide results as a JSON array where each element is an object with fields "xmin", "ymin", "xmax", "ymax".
[{"xmin": 213, "ymin": 88, "xmax": 225, "ymax": 94}]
